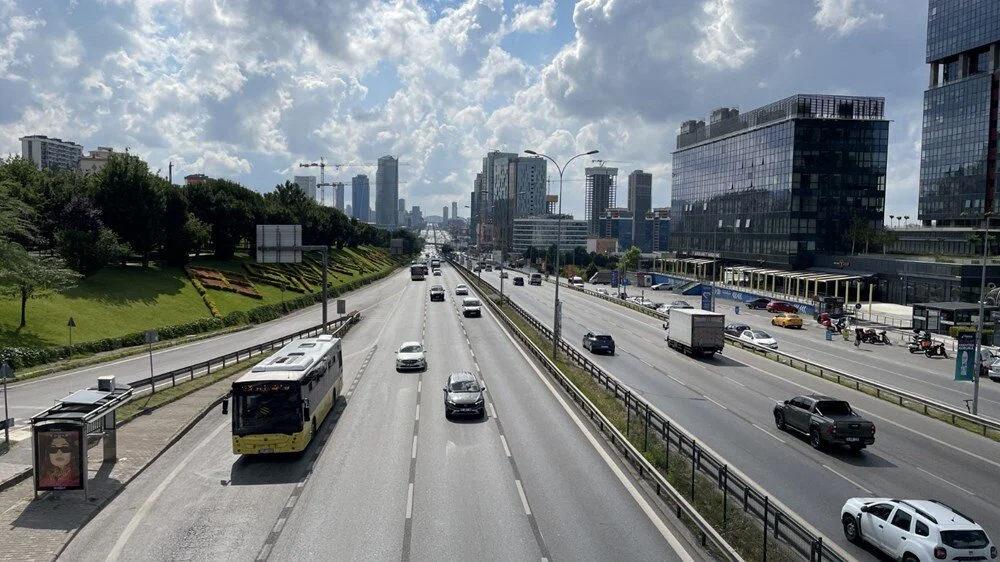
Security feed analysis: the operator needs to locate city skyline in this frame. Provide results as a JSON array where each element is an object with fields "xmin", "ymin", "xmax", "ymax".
[{"xmin": 0, "ymin": 1, "xmax": 928, "ymax": 219}]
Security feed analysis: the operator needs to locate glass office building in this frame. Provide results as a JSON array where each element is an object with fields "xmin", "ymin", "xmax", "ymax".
[
  {"xmin": 671, "ymin": 94, "xmax": 888, "ymax": 269},
  {"xmin": 919, "ymin": 0, "xmax": 1000, "ymax": 225}
]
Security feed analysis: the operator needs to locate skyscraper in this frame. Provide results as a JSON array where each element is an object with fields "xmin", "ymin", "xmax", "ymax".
[
  {"xmin": 628, "ymin": 170, "xmax": 653, "ymax": 250},
  {"xmin": 333, "ymin": 182, "xmax": 345, "ymax": 211},
  {"xmin": 443, "ymin": 206, "xmax": 449, "ymax": 220},
  {"xmin": 585, "ymin": 166, "xmax": 618, "ymax": 236},
  {"xmin": 452, "ymin": 201, "xmax": 458, "ymax": 220},
  {"xmin": 477, "ymin": 151, "xmax": 517, "ymax": 248},
  {"xmin": 672, "ymin": 94, "xmax": 887, "ymax": 268},
  {"xmin": 398, "ymin": 198, "xmax": 405, "ymax": 212},
  {"xmin": 352, "ymin": 174, "xmax": 370, "ymax": 221},
  {"xmin": 375, "ymin": 156, "xmax": 399, "ymax": 228},
  {"xmin": 918, "ymin": 0, "xmax": 1000, "ymax": 225},
  {"xmin": 294, "ymin": 175, "xmax": 318, "ymax": 202}
]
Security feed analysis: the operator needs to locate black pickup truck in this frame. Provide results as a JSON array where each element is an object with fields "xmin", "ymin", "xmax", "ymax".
[{"xmin": 773, "ymin": 395, "xmax": 876, "ymax": 452}]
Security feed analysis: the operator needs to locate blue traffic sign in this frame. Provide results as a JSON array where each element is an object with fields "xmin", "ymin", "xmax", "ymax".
[{"xmin": 701, "ymin": 290, "xmax": 714, "ymax": 311}]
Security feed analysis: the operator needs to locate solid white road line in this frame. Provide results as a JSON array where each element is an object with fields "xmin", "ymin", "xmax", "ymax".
[
  {"xmin": 411, "ymin": 436, "xmax": 418, "ymax": 459},
  {"xmin": 703, "ymin": 396, "xmax": 728, "ymax": 411},
  {"xmin": 822, "ymin": 464, "xmax": 873, "ymax": 495},
  {"xmin": 480, "ymin": 300, "xmax": 695, "ymax": 562},
  {"xmin": 414, "ymin": 404, "xmax": 420, "ymax": 421},
  {"xmin": 514, "ymin": 479, "xmax": 532, "ymax": 516},
  {"xmin": 107, "ymin": 420, "xmax": 230, "ymax": 562},
  {"xmin": 751, "ymin": 423, "xmax": 787, "ymax": 444},
  {"xmin": 500, "ymin": 435, "xmax": 511, "ymax": 458}
]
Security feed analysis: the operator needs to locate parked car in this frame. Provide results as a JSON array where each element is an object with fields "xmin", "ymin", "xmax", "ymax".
[
  {"xmin": 513, "ymin": 276, "xmax": 524, "ymax": 286},
  {"xmin": 596, "ymin": 288, "xmax": 609, "ymax": 296},
  {"xmin": 739, "ymin": 329, "xmax": 778, "ymax": 349},
  {"xmin": 583, "ymin": 332, "xmax": 616, "ymax": 355},
  {"xmin": 766, "ymin": 301, "xmax": 798, "ymax": 314},
  {"xmin": 455, "ymin": 284, "xmax": 469, "ymax": 295},
  {"xmin": 484, "ymin": 265, "xmax": 493, "ymax": 271},
  {"xmin": 570, "ymin": 276, "xmax": 585, "ymax": 289},
  {"xmin": 638, "ymin": 298, "xmax": 656, "ymax": 309},
  {"xmin": 462, "ymin": 297, "xmax": 482, "ymax": 317},
  {"xmin": 746, "ymin": 297, "xmax": 771, "ymax": 310},
  {"xmin": 724, "ymin": 323, "xmax": 752, "ymax": 337},
  {"xmin": 772, "ymin": 313, "xmax": 803, "ymax": 328},
  {"xmin": 651, "ymin": 283, "xmax": 672, "ymax": 291},
  {"xmin": 429, "ymin": 285, "xmax": 445, "ymax": 301},
  {"xmin": 443, "ymin": 371, "xmax": 486, "ymax": 419},
  {"xmin": 670, "ymin": 300, "xmax": 693, "ymax": 310},
  {"xmin": 395, "ymin": 341, "xmax": 427, "ymax": 371},
  {"xmin": 841, "ymin": 498, "xmax": 995, "ymax": 562},
  {"xmin": 774, "ymin": 395, "xmax": 875, "ymax": 451}
]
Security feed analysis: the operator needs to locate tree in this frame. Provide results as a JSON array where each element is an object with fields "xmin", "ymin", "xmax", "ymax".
[
  {"xmin": 185, "ymin": 179, "xmax": 266, "ymax": 260},
  {"xmin": 92, "ymin": 154, "xmax": 167, "ymax": 267},
  {"xmin": 0, "ymin": 250, "xmax": 80, "ymax": 328},
  {"xmin": 877, "ymin": 227, "xmax": 899, "ymax": 255},
  {"xmin": 55, "ymin": 196, "xmax": 129, "ymax": 275},
  {"xmin": 584, "ymin": 261, "xmax": 599, "ymax": 282},
  {"xmin": 620, "ymin": 245, "xmax": 641, "ymax": 273}
]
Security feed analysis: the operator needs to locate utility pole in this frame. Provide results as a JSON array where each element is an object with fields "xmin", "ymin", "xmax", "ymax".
[{"xmin": 971, "ymin": 211, "xmax": 992, "ymax": 415}]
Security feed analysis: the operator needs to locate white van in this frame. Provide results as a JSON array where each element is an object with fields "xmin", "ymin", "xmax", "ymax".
[{"xmin": 570, "ymin": 276, "xmax": 585, "ymax": 289}]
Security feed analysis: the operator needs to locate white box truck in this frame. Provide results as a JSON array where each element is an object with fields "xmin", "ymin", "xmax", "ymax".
[{"xmin": 666, "ymin": 308, "xmax": 725, "ymax": 357}]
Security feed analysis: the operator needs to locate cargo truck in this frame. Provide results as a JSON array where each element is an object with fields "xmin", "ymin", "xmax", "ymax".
[{"xmin": 666, "ymin": 308, "xmax": 725, "ymax": 356}]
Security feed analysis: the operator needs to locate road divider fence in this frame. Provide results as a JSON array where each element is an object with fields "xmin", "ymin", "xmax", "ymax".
[{"xmin": 454, "ymin": 260, "xmax": 844, "ymax": 562}]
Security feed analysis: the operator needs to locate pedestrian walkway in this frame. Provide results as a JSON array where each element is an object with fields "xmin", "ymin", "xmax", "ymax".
[{"xmin": 0, "ymin": 372, "xmax": 239, "ymax": 561}]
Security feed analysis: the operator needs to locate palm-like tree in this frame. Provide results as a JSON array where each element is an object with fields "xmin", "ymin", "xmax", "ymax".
[
  {"xmin": 889, "ymin": 214, "xmax": 895, "ymax": 228},
  {"xmin": 903, "ymin": 215, "xmax": 910, "ymax": 227}
]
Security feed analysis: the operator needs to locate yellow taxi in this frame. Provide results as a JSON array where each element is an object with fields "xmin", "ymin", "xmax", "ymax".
[{"xmin": 771, "ymin": 313, "xmax": 803, "ymax": 329}]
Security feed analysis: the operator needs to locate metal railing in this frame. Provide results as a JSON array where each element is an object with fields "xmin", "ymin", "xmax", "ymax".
[
  {"xmin": 455, "ymin": 260, "xmax": 843, "ymax": 562},
  {"xmin": 725, "ymin": 335, "xmax": 1000, "ymax": 438},
  {"xmin": 129, "ymin": 312, "xmax": 361, "ymax": 394}
]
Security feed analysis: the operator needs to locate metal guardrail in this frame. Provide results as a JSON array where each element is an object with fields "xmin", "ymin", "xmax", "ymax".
[
  {"xmin": 128, "ymin": 312, "xmax": 362, "ymax": 393},
  {"xmin": 455, "ymin": 260, "xmax": 842, "ymax": 562},
  {"xmin": 725, "ymin": 335, "xmax": 1000, "ymax": 437},
  {"xmin": 540, "ymin": 275, "xmax": 1000, "ymax": 439}
]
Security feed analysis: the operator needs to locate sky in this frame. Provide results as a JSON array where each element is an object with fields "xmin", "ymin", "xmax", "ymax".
[{"xmin": 0, "ymin": 0, "xmax": 926, "ymax": 221}]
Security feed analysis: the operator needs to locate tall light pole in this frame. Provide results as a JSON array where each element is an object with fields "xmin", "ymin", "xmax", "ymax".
[
  {"xmin": 972, "ymin": 210, "xmax": 992, "ymax": 415},
  {"xmin": 525, "ymin": 148, "xmax": 599, "ymax": 359}
]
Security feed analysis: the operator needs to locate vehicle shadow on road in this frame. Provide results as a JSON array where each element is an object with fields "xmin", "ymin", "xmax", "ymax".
[
  {"xmin": 782, "ymin": 432, "xmax": 897, "ymax": 468},
  {"xmin": 446, "ymin": 414, "xmax": 489, "ymax": 425},
  {"xmin": 227, "ymin": 395, "xmax": 347, "ymax": 487}
]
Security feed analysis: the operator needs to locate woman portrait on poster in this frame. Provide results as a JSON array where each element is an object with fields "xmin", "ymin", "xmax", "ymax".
[{"xmin": 38, "ymin": 433, "xmax": 80, "ymax": 489}]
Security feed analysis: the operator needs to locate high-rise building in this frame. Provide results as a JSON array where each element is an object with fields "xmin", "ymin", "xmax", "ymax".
[
  {"xmin": 513, "ymin": 216, "xmax": 589, "ymax": 253},
  {"xmin": 585, "ymin": 166, "xmax": 618, "ymax": 236},
  {"xmin": 599, "ymin": 208, "xmax": 635, "ymax": 251},
  {"xmin": 492, "ymin": 155, "xmax": 548, "ymax": 254},
  {"xmin": 918, "ymin": 0, "xmax": 1000, "ymax": 225},
  {"xmin": 20, "ymin": 135, "xmax": 83, "ymax": 171},
  {"xmin": 443, "ymin": 206, "xmax": 449, "ymax": 220},
  {"xmin": 294, "ymin": 175, "xmax": 318, "ymax": 202},
  {"xmin": 346, "ymin": 204, "xmax": 353, "ymax": 217},
  {"xmin": 644, "ymin": 208, "xmax": 671, "ymax": 252},
  {"xmin": 477, "ymin": 151, "xmax": 517, "ymax": 248},
  {"xmin": 627, "ymin": 170, "xmax": 652, "ymax": 246},
  {"xmin": 375, "ymin": 156, "xmax": 399, "ymax": 228},
  {"xmin": 398, "ymin": 198, "xmax": 406, "ymax": 212},
  {"xmin": 352, "ymin": 174, "xmax": 370, "ymax": 221},
  {"xmin": 671, "ymin": 94, "xmax": 888, "ymax": 269},
  {"xmin": 333, "ymin": 182, "xmax": 345, "ymax": 211},
  {"xmin": 470, "ymin": 184, "xmax": 479, "ymax": 246},
  {"xmin": 185, "ymin": 174, "xmax": 211, "ymax": 186},
  {"xmin": 452, "ymin": 201, "xmax": 458, "ymax": 220},
  {"xmin": 411, "ymin": 205, "xmax": 423, "ymax": 227}
]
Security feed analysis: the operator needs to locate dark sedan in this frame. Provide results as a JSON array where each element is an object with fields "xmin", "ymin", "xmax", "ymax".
[
  {"xmin": 724, "ymin": 323, "xmax": 752, "ymax": 337},
  {"xmin": 513, "ymin": 276, "xmax": 524, "ymax": 286},
  {"xmin": 746, "ymin": 298, "xmax": 771, "ymax": 310},
  {"xmin": 583, "ymin": 332, "xmax": 616, "ymax": 355},
  {"xmin": 429, "ymin": 285, "xmax": 445, "ymax": 301},
  {"xmin": 443, "ymin": 371, "xmax": 486, "ymax": 419},
  {"xmin": 766, "ymin": 301, "xmax": 799, "ymax": 314}
]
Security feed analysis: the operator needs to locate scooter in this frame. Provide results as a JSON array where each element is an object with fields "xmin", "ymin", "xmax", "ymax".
[
  {"xmin": 924, "ymin": 342, "xmax": 948, "ymax": 358},
  {"xmin": 877, "ymin": 330, "xmax": 891, "ymax": 345}
]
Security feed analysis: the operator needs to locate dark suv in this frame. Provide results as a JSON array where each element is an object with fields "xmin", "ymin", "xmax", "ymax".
[
  {"xmin": 746, "ymin": 298, "xmax": 770, "ymax": 310},
  {"xmin": 513, "ymin": 276, "xmax": 524, "ymax": 286},
  {"xmin": 443, "ymin": 371, "xmax": 486, "ymax": 419},
  {"xmin": 429, "ymin": 285, "xmax": 445, "ymax": 301},
  {"xmin": 583, "ymin": 332, "xmax": 615, "ymax": 355}
]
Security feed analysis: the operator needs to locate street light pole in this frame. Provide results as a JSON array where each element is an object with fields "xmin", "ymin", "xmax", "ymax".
[
  {"xmin": 525, "ymin": 148, "xmax": 599, "ymax": 359},
  {"xmin": 972, "ymin": 211, "xmax": 992, "ymax": 415}
]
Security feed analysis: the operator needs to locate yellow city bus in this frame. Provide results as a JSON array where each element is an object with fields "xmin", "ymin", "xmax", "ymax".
[{"xmin": 228, "ymin": 334, "xmax": 343, "ymax": 455}]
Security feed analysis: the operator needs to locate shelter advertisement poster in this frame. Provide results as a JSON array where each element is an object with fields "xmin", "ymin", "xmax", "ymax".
[{"xmin": 35, "ymin": 425, "xmax": 85, "ymax": 491}]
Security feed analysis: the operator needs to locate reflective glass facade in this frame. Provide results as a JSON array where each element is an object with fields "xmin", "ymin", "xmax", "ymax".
[
  {"xmin": 927, "ymin": 0, "xmax": 1000, "ymax": 62},
  {"xmin": 671, "ymin": 95, "xmax": 888, "ymax": 269}
]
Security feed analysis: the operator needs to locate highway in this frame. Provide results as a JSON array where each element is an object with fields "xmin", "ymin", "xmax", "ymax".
[
  {"xmin": 470, "ymin": 266, "xmax": 1000, "ymax": 559},
  {"xmin": 3, "ymin": 270, "xmax": 410, "ymax": 430},
  {"xmin": 61, "ymin": 260, "xmax": 692, "ymax": 561}
]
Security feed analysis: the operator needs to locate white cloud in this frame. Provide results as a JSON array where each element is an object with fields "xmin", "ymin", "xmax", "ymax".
[
  {"xmin": 813, "ymin": 0, "xmax": 884, "ymax": 35},
  {"xmin": 511, "ymin": 0, "xmax": 556, "ymax": 33},
  {"xmin": 692, "ymin": 0, "xmax": 755, "ymax": 69}
]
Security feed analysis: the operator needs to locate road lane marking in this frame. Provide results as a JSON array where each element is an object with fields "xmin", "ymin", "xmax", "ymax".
[
  {"xmin": 414, "ymin": 404, "xmax": 420, "ymax": 421},
  {"xmin": 479, "ymin": 297, "xmax": 694, "ymax": 562},
  {"xmin": 405, "ymin": 483, "xmax": 414, "ymax": 519},
  {"xmin": 500, "ymin": 435, "xmax": 511, "ymax": 457},
  {"xmin": 751, "ymin": 423, "xmax": 787, "ymax": 444},
  {"xmin": 489, "ymin": 403, "xmax": 497, "ymax": 418},
  {"xmin": 412, "ymin": 436, "xmax": 418, "ymax": 459},
  {"xmin": 915, "ymin": 466, "xmax": 977, "ymax": 496},
  {"xmin": 514, "ymin": 479, "xmax": 532, "ymax": 515},
  {"xmin": 822, "ymin": 464, "xmax": 873, "ymax": 494},
  {"xmin": 107, "ymin": 420, "xmax": 230, "ymax": 562},
  {"xmin": 704, "ymin": 396, "xmax": 728, "ymax": 410}
]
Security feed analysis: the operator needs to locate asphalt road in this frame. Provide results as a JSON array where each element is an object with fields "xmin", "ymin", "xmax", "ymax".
[
  {"xmin": 472, "ymin": 267, "xmax": 1000, "ymax": 559},
  {"xmin": 61, "ymin": 261, "xmax": 692, "ymax": 561},
  {"xmin": 3, "ymin": 269, "xmax": 410, "ymax": 429}
]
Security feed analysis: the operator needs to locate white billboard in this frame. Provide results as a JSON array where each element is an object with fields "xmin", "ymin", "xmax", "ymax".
[{"xmin": 256, "ymin": 224, "xmax": 302, "ymax": 263}]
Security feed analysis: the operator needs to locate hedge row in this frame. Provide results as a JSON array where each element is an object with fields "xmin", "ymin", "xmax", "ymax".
[{"xmin": 0, "ymin": 261, "xmax": 404, "ymax": 371}]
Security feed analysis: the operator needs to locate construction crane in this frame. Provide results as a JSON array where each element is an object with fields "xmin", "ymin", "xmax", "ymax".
[
  {"xmin": 590, "ymin": 159, "xmax": 631, "ymax": 167},
  {"xmin": 331, "ymin": 161, "xmax": 410, "ymax": 171}
]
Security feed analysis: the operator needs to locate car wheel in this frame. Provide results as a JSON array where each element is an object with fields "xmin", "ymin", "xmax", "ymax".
[
  {"xmin": 843, "ymin": 514, "xmax": 862, "ymax": 544},
  {"xmin": 902, "ymin": 554, "xmax": 919, "ymax": 562},
  {"xmin": 774, "ymin": 413, "xmax": 786, "ymax": 431},
  {"xmin": 809, "ymin": 428, "xmax": 824, "ymax": 450}
]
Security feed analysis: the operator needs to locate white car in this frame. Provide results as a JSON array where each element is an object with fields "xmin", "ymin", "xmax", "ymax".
[
  {"xmin": 462, "ymin": 297, "xmax": 482, "ymax": 317},
  {"xmin": 841, "ymin": 498, "xmax": 995, "ymax": 562},
  {"xmin": 395, "ymin": 341, "xmax": 427, "ymax": 371},
  {"xmin": 455, "ymin": 284, "xmax": 469, "ymax": 295},
  {"xmin": 651, "ymin": 283, "xmax": 672, "ymax": 291},
  {"xmin": 596, "ymin": 288, "xmax": 609, "ymax": 296},
  {"xmin": 739, "ymin": 329, "xmax": 778, "ymax": 349}
]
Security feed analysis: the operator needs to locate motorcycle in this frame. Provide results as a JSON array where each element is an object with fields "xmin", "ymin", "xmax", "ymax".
[
  {"xmin": 924, "ymin": 342, "xmax": 948, "ymax": 358},
  {"xmin": 877, "ymin": 330, "xmax": 891, "ymax": 345}
]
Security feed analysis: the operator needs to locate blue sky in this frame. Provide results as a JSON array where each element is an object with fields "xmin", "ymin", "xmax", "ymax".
[{"xmin": 0, "ymin": 0, "xmax": 926, "ymax": 220}]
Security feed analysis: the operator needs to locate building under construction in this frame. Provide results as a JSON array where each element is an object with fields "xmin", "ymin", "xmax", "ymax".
[{"xmin": 585, "ymin": 166, "xmax": 617, "ymax": 236}]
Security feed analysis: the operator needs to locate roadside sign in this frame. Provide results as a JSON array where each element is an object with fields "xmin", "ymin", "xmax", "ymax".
[
  {"xmin": 955, "ymin": 332, "xmax": 976, "ymax": 382},
  {"xmin": 0, "ymin": 418, "xmax": 13, "ymax": 430},
  {"xmin": 144, "ymin": 330, "xmax": 159, "ymax": 345},
  {"xmin": 0, "ymin": 362, "xmax": 12, "ymax": 380},
  {"xmin": 854, "ymin": 303, "xmax": 861, "ymax": 310},
  {"xmin": 337, "ymin": 299, "xmax": 346, "ymax": 314},
  {"xmin": 67, "ymin": 317, "xmax": 76, "ymax": 328},
  {"xmin": 611, "ymin": 270, "xmax": 619, "ymax": 288},
  {"xmin": 701, "ymin": 290, "xmax": 714, "ymax": 311}
]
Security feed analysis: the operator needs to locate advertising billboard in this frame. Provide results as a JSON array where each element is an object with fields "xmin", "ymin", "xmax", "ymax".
[{"xmin": 34, "ymin": 424, "xmax": 85, "ymax": 491}]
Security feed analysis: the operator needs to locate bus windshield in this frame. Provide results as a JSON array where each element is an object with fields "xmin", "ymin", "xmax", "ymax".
[{"xmin": 234, "ymin": 382, "xmax": 303, "ymax": 435}]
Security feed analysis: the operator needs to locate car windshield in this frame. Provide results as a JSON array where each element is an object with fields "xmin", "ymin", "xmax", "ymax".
[
  {"xmin": 449, "ymin": 379, "xmax": 481, "ymax": 392},
  {"xmin": 464, "ymin": 299, "xmax": 480, "ymax": 306},
  {"xmin": 400, "ymin": 344, "xmax": 423, "ymax": 353},
  {"xmin": 816, "ymin": 401, "xmax": 852, "ymax": 416},
  {"xmin": 751, "ymin": 331, "xmax": 771, "ymax": 339},
  {"xmin": 941, "ymin": 530, "xmax": 989, "ymax": 549}
]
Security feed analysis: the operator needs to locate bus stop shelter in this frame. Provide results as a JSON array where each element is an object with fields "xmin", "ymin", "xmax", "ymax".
[
  {"xmin": 30, "ymin": 376, "xmax": 132, "ymax": 497},
  {"xmin": 722, "ymin": 266, "xmax": 873, "ymax": 303}
]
